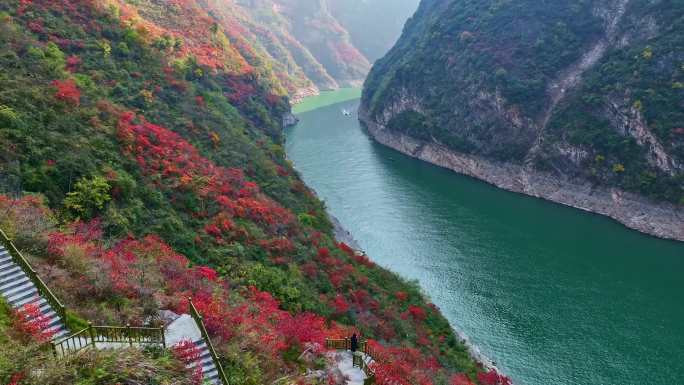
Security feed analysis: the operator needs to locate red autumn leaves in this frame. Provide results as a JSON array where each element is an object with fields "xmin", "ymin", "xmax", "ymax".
[
  {"xmin": 13, "ymin": 301, "xmax": 57, "ymax": 343},
  {"xmin": 52, "ymin": 79, "xmax": 80, "ymax": 106},
  {"xmin": 117, "ymin": 112, "xmax": 293, "ymax": 235}
]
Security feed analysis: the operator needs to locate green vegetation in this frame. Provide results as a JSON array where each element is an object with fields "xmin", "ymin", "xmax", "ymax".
[
  {"xmin": 1, "ymin": 298, "xmax": 187, "ymax": 385},
  {"xmin": 0, "ymin": 1, "xmax": 487, "ymax": 384},
  {"xmin": 363, "ymin": 0, "xmax": 684, "ymax": 203}
]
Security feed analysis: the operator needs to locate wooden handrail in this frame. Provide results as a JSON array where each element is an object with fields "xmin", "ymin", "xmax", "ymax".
[
  {"xmin": 188, "ymin": 297, "xmax": 229, "ymax": 385},
  {"xmin": 51, "ymin": 323, "xmax": 165, "ymax": 357},
  {"xmin": 0, "ymin": 228, "xmax": 66, "ymax": 321},
  {"xmin": 327, "ymin": 337, "xmax": 377, "ymax": 378}
]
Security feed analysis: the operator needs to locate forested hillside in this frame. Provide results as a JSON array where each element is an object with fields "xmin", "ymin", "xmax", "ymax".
[
  {"xmin": 362, "ymin": 0, "xmax": 684, "ymax": 239},
  {"xmin": 0, "ymin": 1, "xmax": 506, "ymax": 384}
]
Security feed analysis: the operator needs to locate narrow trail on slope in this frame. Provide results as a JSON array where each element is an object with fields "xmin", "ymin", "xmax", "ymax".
[{"xmin": 522, "ymin": 0, "xmax": 630, "ymax": 172}]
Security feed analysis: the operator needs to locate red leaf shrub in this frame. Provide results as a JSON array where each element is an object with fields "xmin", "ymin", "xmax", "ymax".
[
  {"xmin": 332, "ymin": 294, "xmax": 350, "ymax": 314},
  {"xmin": 172, "ymin": 339, "xmax": 203, "ymax": 385},
  {"xmin": 66, "ymin": 55, "xmax": 81, "ymax": 72},
  {"xmin": 408, "ymin": 305, "xmax": 427, "ymax": 321},
  {"xmin": 337, "ymin": 242, "xmax": 354, "ymax": 256},
  {"xmin": 117, "ymin": 112, "xmax": 294, "ymax": 236},
  {"xmin": 52, "ymin": 79, "xmax": 80, "ymax": 106},
  {"xmin": 367, "ymin": 339, "xmax": 442, "ymax": 385},
  {"xmin": 477, "ymin": 370, "xmax": 512, "ymax": 385},
  {"xmin": 196, "ymin": 266, "xmax": 218, "ymax": 282},
  {"xmin": 13, "ymin": 301, "xmax": 56, "ymax": 342},
  {"xmin": 8, "ymin": 373, "xmax": 24, "ymax": 385},
  {"xmin": 450, "ymin": 373, "xmax": 476, "ymax": 385}
]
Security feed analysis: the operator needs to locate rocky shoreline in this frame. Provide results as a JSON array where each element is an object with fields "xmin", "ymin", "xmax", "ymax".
[{"xmin": 359, "ymin": 109, "xmax": 684, "ymax": 242}]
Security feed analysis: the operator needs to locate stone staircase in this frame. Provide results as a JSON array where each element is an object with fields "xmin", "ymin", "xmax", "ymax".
[
  {"xmin": 1, "ymin": 238, "xmax": 226, "ymax": 385},
  {"xmin": 188, "ymin": 339, "xmax": 222, "ymax": 385},
  {"xmin": 164, "ymin": 313, "xmax": 223, "ymax": 385},
  {"xmin": 0, "ymin": 244, "xmax": 69, "ymax": 340}
]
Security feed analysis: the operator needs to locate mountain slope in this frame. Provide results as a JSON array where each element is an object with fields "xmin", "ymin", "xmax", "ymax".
[
  {"xmin": 361, "ymin": 0, "xmax": 684, "ymax": 240},
  {"xmin": 0, "ymin": 0, "xmax": 506, "ymax": 384},
  {"xmin": 227, "ymin": 0, "xmax": 419, "ymax": 99}
]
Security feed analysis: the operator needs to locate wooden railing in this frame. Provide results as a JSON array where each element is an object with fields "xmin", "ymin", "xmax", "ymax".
[
  {"xmin": 51, "ymin": 322, "xmax": 165, "ymax": 357},
  {"xmin": 326, "ymin": 338, "xmax": 377, "ymax": 380},
  {"xmin": 0, "ymin": 228, "xmax": 66, "ymax": 321},
  {"xmin": 353, "ymin": 353, "xmax": 375, "ymax": 378},
  {"xmin": 188, "ymin": 298, "xmax": 229, "ymax": 385},
  {"xmin": 326, "ymin": 337, "xmax": 351, "ymax": 350},
  {"xmin": 51, "ymin": 326, "xmax": 91, "ymax": 356}
]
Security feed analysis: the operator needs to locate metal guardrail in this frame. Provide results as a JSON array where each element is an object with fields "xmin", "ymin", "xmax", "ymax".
[
  {"xmin": 51, "ymin": 322, "xmax": 165, "ymax": 357},
  {"xmin": 0, "ymin": 228, "xmax": 66, "ymax": 321},
  {"xmin": 188, "ymin": 297, "xmax": 229, "ymax": 385}
]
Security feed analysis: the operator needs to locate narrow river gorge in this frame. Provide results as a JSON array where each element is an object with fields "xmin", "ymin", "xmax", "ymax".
[{"xmin": 285, "ymin": 91, "xmax": 684, "ymax": 385}]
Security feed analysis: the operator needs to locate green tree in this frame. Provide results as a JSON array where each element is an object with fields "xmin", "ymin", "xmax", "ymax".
[{"xmin": 63, "ymin": 175, "xmax": 112, "ymax": 219}]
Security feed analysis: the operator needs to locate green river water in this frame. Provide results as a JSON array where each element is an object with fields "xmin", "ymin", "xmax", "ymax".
[{"xmin": 285, "ymin": 91, "xmax": 684, "ymax": 385}]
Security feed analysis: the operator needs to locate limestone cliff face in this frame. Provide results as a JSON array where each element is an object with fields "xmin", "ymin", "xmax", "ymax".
[
  {"xmin": 360, "ymin": 107, "xmax": 684, "ymax": 241},
  {"xmin": 362, "ymin": 0, "xmax": 684, "ymax": 240}
]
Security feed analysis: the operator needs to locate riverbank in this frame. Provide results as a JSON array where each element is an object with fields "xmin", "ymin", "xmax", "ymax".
[
  {"xmin": 359, "ymin": 108, "xmax": 684, "ymax": 242},
  {"xmin": 327, "ymin": 210, "xmax": 505, "ymax": 378},
  {"xmin": 287, "ymin": 94, "xmax": 684, "ymax": 385},
  {"xmin": 297, "ymin": 128, "xmax": 507, "ymax": 381}
]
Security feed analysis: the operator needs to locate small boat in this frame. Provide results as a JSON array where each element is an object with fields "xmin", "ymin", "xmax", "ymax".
[{"xmin": 342, "ymin": 109, "xmax": 352, "ymax": 116}]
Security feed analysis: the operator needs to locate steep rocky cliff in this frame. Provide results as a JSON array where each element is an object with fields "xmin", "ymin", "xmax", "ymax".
[{"xmin": 361, "ymin": 0, "xmax": 684, "ymax": 240}]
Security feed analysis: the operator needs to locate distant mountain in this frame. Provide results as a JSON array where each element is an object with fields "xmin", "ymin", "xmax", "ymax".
[
  {"xmin": 327, "ymin": 0, "xmax": 420, "ymax": 63},
  {"xmin": 227, "ymin": 0, "xmax": 419, "ymax": 100},
  {"xmin": 362, "ymin": 0, "xmax": 684, "ymax": 240}
]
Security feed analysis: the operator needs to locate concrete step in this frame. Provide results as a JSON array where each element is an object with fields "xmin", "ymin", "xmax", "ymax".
[
  {"xmin": 0, "ymin": 264, "xmax": 24, "ymax": 279},
  {"xmin": 182, "ymin": 340, "xmax": 222, "ymax": 384},
  {"xmin": 201, "ymin": 361, "xmax": 217, "ymax": 376},
  {"xmin": 0, "ymin": 260, "xmax": 18, "ymax": 274},
  {"xmin": 203, "ymin": 367, "xmax": 220, "ymax": 384},
  {"xmin": 0, "ymin": 269, "xmax": 28, "ymax": 286},
  {"xmin": 38, "ymin": 299, "xmax": 52, "ymax": 313},
  {"xmin": 0, "ymin": 251, "xmax": 11, "ymax": 263},
  {"xmin": 0, "ymin": 274, "xmax": 30, "ymax": 292},
  {"xmin": 45, "ymin": 323, "xmax": 68, "ymax": 339},
  {"xmin": 8, "ymin": 288, "xmax": 39, "ymax": 307},
  {"xmin": 0, "ymin": 260, "xmax": 13, "ymax": 271},
  {"xmin": 45, "ymin": 314, "xmax": 62, "ymax": 329},
  {"xmin": 1, "ymin": 280, "xmax": 36, "ymax": 299},
  {"xmin": 52, "ymin": 327, "xmax": 70, "ymax": 340},
  {"xmin": 187, "ymin": 354, "xmax": 215, "ymax": 371},
  {"xmin": 0, "ymin": 254, "xmax": 12, "ymax": 265}
]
